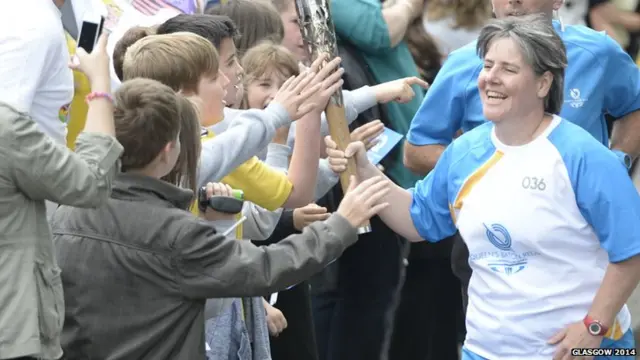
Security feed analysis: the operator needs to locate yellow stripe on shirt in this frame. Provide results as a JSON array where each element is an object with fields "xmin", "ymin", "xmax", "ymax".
[{"xmin": 452, "ymin": 151, "xmax": 504, "ymax": 213}]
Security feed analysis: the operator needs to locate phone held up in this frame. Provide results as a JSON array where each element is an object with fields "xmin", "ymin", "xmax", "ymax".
[{"xmin": 77, "ymin": 13, "xmax": 105, "ymax": 53}]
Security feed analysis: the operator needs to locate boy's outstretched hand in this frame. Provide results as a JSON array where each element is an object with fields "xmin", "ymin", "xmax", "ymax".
[
  {"xmin": 337, "ymin": 176, "xmax": 390, "ymax": 228},
  {"xmin": 373, "ymin": 76, "xmax": 430, "ymax": 104}
]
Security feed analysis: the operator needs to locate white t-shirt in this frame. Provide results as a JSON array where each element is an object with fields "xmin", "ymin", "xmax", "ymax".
[
  {"xmin": 422, "ymin": 16, "xmax": 484, "ymax": 57},
  {"xmin": 0, "ymin": 0, "xmax": 74, "ymax": 144},
  {"xmin": 410, "ymin": 116, "xmax": 640, "ymax": 359}
]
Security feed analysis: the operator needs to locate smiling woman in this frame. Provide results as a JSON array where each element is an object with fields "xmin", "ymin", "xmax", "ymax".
[
  {"xmin": 324, "ymin": 13, "xmax": 640, "ymax": 360},
  {"xmin": 476, "ymin": 14, "xmax": 567, "ymax": 132}
]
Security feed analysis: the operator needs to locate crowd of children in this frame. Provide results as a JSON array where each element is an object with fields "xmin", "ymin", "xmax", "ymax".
[{"xmin": 20, "ymin": 2, "xmax": 427, "ymax": 359}]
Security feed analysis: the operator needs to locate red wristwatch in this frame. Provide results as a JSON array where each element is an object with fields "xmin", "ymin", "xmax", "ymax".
[{"xmin": 583, "ymin": 315, "xmax": 609, "ymax": 336}]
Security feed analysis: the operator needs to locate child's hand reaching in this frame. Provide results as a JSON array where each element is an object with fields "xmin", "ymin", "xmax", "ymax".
[
  {"xmin": 350, "ymin": 120, "xmax": 385, "ymax": 150},
  {"xmin": 302, "ymin": 55, "xmax": 345, "ymax": 112},
  {"xmin": 293, "ymin": 203, "xmax": 330, "ymax": 230},
  {"xmin": 263, "ymin": 299, "xmax": 288, "ymax": 337},
  {"xmin": 373, "ymin": 77, "xmax": 430, "ymax": 104},
  {"xmin": 273, "ymin": 53, "xmax": 334, "ymax": 121}
]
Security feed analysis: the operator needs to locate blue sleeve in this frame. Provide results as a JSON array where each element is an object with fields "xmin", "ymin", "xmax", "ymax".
[
  {"xmin": 330, "ymin": 0, "xmax": 392, "ymax": 54},
  {"xmin": 409, "ymin": 145, "xmax": 456, "ymax": 242},
  {"xmin": 406, "ymin": 51, "xmax": 472, "ymax": 146},
  {"xmin": 602, "ymin": 35, "xmax": 640, "ymax": 118},
  {"xmin": 571, "ymin": 144, "xmax": 640, "ymax": 262}
]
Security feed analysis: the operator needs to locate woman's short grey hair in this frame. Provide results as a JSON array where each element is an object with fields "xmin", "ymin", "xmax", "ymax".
[{"xmin": 476, "ymin": 13, "xmax": 567, "ymax": 114}]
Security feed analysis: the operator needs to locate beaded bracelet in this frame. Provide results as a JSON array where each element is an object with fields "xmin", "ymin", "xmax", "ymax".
[{"xmin": 85, "ymin": 91, "xmax": 113, "ymax": 104}]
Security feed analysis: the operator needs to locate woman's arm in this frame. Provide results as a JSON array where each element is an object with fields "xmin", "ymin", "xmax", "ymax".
[
  {"xmin": 382, "ymin": 0, "xmax": 423, "ymax": 47},
  {"xmin": 353, "ymin": 159, "xmax": 422, "ymax": 241},
  {"xmin": 588, "ymin": 255, "xmax": 640, "ymax": 329},
  {"xmin": 325, "ymin": 138, "xmax": 456, "ymax": 242},
  {"xmin": 569, "ymin": 142, "xmax": 640, "ymax": 328}
]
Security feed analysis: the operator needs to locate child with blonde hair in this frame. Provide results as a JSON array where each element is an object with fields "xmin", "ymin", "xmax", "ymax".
[{"xmin": 240, "ymin": 41, "xmax": 396, "ymax": 360}]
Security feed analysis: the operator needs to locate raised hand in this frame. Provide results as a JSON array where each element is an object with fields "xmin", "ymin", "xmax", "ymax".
[
  {"xmin": 325, "ymin": 136, "xmax": 370, "ymax": 174},
  {"xmin": 350, "ymin": 120, "xmax": 384, "ymax": 150},
  {"xmin": 373, "ymin": 76, "xmax": 430, "ymax": 104},
  {"xmin": 69, "ymin": 33, "xmax": 110, "ymax": 84},
  {"xmin": 303, "ymin": 55, "xmax": 344, "ymax": 112},
  {"xmin": 272, "ymin": 65, "xmax": 322, "ymax": 121},
  {"xmin": 293, "ymin": 203, "xmax": 330, "ymax": 230},
  {"xmin": 337, "ymin": 175, "xmax": 391, "ymax": 228}
]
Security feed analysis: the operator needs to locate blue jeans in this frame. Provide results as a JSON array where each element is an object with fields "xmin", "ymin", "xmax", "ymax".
[{"xmin": 461, "ymin": 329, "xmax": 635, "ymax": 360}]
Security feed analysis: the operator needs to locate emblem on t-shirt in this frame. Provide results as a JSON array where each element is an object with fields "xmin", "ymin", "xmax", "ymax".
[
  {"xmin": 58, "ymin": 103, "xmax": 71, "ymax": 124},
  {"xmin": 565, "ymin": 88, "xmax": 587, "ymax": 108},
  {"xmin": 473, "ymin": 223, "xmax": 540, "ymax": 276}
]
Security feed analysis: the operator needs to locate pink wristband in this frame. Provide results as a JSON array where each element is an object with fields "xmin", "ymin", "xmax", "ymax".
[{"xmin": 85, "ymin": 91, "xmax": 113, "ymax": 104}]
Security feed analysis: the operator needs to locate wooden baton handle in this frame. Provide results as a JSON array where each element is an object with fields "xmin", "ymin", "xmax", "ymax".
[{"xmin": 325, "ymin": 102, "xmax": 372, "ymax": 233}]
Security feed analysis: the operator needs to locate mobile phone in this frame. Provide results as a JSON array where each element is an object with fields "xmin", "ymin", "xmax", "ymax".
[{"xmin": 77, "ymin": 13, "xmax": 105, "ymax": 53}]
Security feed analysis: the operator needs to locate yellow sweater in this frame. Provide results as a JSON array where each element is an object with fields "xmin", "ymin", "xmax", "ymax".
[{"xmin": 191, "ymin": 128, "xmax": 294, "ymax": 238}]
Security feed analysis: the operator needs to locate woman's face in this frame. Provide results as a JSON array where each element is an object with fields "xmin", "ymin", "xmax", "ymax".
[
  {"xmin": 478, "ymin": 37, "xmax": 546, "ymax": 123},
  {"xmin": 197, "ymin": 70, "xmax": 230, "ymax": 126},
  {"xmin": 490, "ymin": 0, "xmax": 560, "ymax": 18},
  {"xmin": 280, "ymin": 1, "xmax": 307, "ymax": 61},
  {"xmin": 246, "ymin": 70, "xmax": 289, "ymax": 109}
]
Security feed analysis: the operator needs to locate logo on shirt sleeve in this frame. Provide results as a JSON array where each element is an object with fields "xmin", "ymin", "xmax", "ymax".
[{"xmin": 473, "ymin": 223, "xmax": 540, "ymax": 276}]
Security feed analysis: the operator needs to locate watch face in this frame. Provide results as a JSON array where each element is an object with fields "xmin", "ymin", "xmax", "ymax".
[{"xmin": 588, "ymin": 322, "xmax": 602, "ymax": 335}]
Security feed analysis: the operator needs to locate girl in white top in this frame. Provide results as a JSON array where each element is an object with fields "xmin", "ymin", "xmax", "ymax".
[{"xmin": 326, "ymin": 14, "xmax": 640, "ymax": 360}]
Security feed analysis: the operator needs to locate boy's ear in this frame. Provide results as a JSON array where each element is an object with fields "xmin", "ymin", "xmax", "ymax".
[
  {"xmin": 179, "ymin": 88, "xmax": 197, "ymax": 97},
  {"xmin": 160, "ymin": 141, "xmax": 174, "ymax": 162}
]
